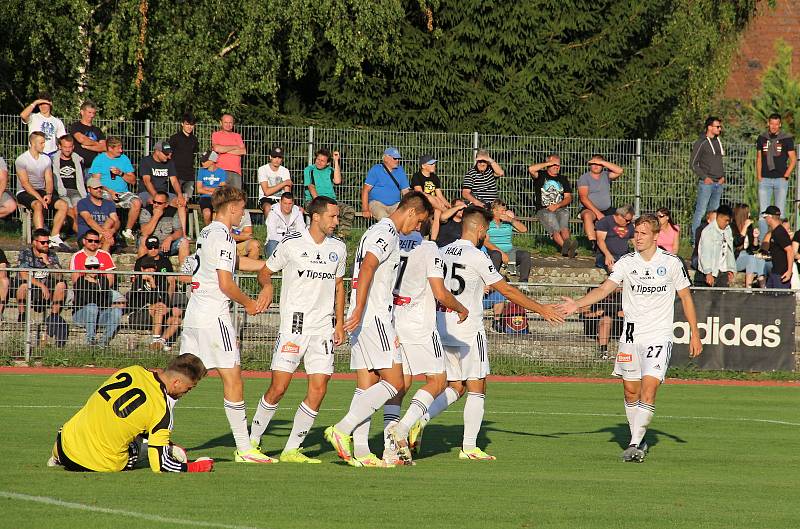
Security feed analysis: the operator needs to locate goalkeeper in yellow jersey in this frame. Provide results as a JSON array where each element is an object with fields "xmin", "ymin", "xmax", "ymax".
[{"xmin": 48, "ymin": 353, "xmax": 214, "ymax": 473}]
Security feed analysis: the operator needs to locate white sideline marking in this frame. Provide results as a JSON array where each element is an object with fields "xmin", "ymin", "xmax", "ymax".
[
  {"xmin": 2, "ymin": 405, "xmax": 798, "ymax": 426},
  {"xmin": 0, "ymin": 491, "xmax": 263, "ymax": 529}
]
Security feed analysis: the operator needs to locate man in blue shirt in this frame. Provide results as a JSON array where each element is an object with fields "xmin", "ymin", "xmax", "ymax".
[
  {"xmin": 87, "ymin": 137, "xmax": 141, "ymax": 244},
  {"xmin": 361, "ymin": 147, "xmax": 409, "ymax": 220},
  {"xmin": 76, "ymin": 176, "xmax": 120, "ymax": 251},
  {"xmin": 195, "ymin": 151, "xmax": 227, "ymax": 224}
]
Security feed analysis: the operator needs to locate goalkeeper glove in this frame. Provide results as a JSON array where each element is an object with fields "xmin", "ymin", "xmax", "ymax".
[{"xmin": 187, "ymin": 457, "xmax": 214, "ymax": 472}]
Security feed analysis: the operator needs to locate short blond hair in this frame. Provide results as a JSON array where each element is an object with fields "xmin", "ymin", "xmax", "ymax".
[
  {"xmin": 634, "ymin": 213, "xmax": 660, "ymax": 234},
  {"xmin": 212, "ymin": 186, "xmax": 247, "ymax": 212}
]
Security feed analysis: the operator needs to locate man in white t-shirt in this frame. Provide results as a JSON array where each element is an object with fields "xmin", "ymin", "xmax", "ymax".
[
  {"xmin": 179, "ymin": 186, "xmax": 274, "ymax": 464},
  {"xmin": 413, "ymin": 207, "xmax": 563, "ymax": 461},
  {"xmin": 248, "ymin": 196, "xmax": 347, "ymax": 463},
  {"xmin": 257, "ymin": 146, "xmax": 292, "ymax": 215},
  {"xmin": 0, "ymin": 157, "xmax": 17, "ymax": 220},
  {"xmin": 558, "ymin": 214, "xmax": 702, "ymax": 462},
  {"xmin": 265, "ymin": 192, "xmax": 306, "ymax": 257},
  {"xmin": 384, "ymin": 227, "xmax": 467, "ymax": 465},
  {"xmin": 324, "ymin": 192, "xmax": 433, "ymax": 468},
  {"xmin": 20, "ymin": 93, "xmax": 66, "ymax": 156}
]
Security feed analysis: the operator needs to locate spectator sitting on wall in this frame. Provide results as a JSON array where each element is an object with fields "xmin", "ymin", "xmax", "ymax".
[
  {"xmin": 168, "ymin": 112, "xmax": 199, "ymax": 201},
  {"xmin": 732, "ymin": 203, "xmax": 765, "ymax": 288},
  {"xmin": 762, "ymin": 205, "xmax": 793, "ymax": 289},
  {"xmin": 690, "ymin": 116, "xmax": 726, "ymax": 243},
  {"xmin": 655, "ymin": 207, "xmax": 680, "ymax": 254},
  {"xmin": 266, "ymin": 192, "xmax": 305, "ymax": 256},
  {"xmin": 486, "ymin": 199, "xmax": 532, "ymax": 282},
  {"xmin": 0, "ymin": 156, "xmax": 17, "ymax": 220},
  {"xmin": 20, "ymin": 92, "xmax": 66, "ymax": 156},
  {"xmin": 690, "ymin": 210, "xmax": 715, "ymax": 270},
  {"xmin": 196, "ymin": 150, "xmax": 227, "ymax": 225},
  {"xmin": 72, "ymin": 255, "xmax": 122, "ymax": 347},
  {"xmin": 211, "ymin": 113, "xmax": 246, "ymax": 190},
  {"xmin": 411, "ymin": 154, "xmax": 451, "ymax": 240},
  {"xmin": 361, "ymin": 147, "xmax": 409, "ymax": 220},
  {"xmin": 88, "ymin": 136, "xmax": 141, "ymax": 245},
  {"xmin": 577, "ymin": 155, "xmax": 624, "ymax": 250},
  {"xmin": 137, "ymin": 191, "xmax": 189, "ymax": 258},
  {"xmin": 303, "ymin": 148, "xmax": 353, "ymax": 238},
  {"xmin": 15, "ymin": 132, "xmax": 71, "ymax": 251},
  {"xmin": 257, "ymin": 146, "xmax": 292, "ymax": 215},
  {"xmin": 232, "ymin": 208, "xmax": 260, "ymax": 260},
  {"xmin": 436, "ymin": 199, "xmax": 467, "ymax": 248},
  {"xmin": 53, "ymin": 134, "xmax": 87, "ymax": 236},
  {"xmin": 461, "ymin": 149, "xmax": 505, "ymax": 208},
  {"xmin": 69, "ymin": 228, "xmax": 116, "ymax": 287},
  {"xmin": 528, "ymin": 154, "xmax": 577, "ymax": 257},
  {"xmin": 595, "ymin": 205, "xmax": 635, "ymax": 273},
  {"xmin": 138, "ymin": 141, "xmax": 188, "ymax": 236},
  {"xmin": 695, "ymin": 204, "xmax": 735, "ymax": 287},
  {"xmin": 76, "ymin": 176, "xmax": 120, "ymax": 252}
]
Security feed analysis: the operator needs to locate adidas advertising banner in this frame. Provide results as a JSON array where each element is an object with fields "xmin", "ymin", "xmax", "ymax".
[{"xmin": 671, "ymin": 289, "xmax": 796, "ymax": 371}]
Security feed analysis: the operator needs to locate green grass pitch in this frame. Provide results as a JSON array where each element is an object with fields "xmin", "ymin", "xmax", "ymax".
[{"xmin": 1, "ymin": 373, "xmax": 799, "ymax": 529}]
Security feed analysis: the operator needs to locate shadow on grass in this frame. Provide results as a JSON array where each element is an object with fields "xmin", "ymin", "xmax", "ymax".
[{"xmin": 546, "ymin": 422, "xmax": 687, "ymax": 449}]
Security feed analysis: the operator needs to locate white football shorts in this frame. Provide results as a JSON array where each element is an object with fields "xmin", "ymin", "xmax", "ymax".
[
  {"xmin": 179, "ymin": 318, "xmax": 240, "ymax": 369},
  {"xmin": 349, "ymin": 316, "xmax": 402, "ymax": 371},
  {"xmin": 443, "ymin": 331, "xmax": 490, "ymax": 381},
  {"xmin": 613, "ymin": 339, "xmax": 673, "ymax": 382},
  {"xmin": 400, "ymin": 330, "xmax": 446, "ymax": 376},
  {"xmin": 271, "ymin": 333, "xmax": 335, "ymax": 375}
]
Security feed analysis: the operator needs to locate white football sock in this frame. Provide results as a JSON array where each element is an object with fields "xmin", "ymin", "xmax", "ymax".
[
  {"xmin": 223, "ymin": 399, "xmax": 251, "ymax": 452},
  {"xmin": 348, "ymin": 389, "xmax": 371, "ymax": 458},
  {"xmin": 335, "ymin": 381, "xmax": 398, "ymax": 434},
  {"xmin": 396, "ymin": 389, "xmax": 435, "ymax": 438},
  {"xmin": 462, "ymin": 392, "xmax": 485, "ymax": 451},
  {"xmin": 283, "ymin": 401, "xmax": 317, "ymax": 452},
  {"xmin": 630, "ymin": 402, "xmax": 655, "ymax": 446},
  {"xmin": 249, "ymin": 397, "xmax": 278, "ymax": 445},
  {"xmin": 383, "ymin": 404, "xmax": 401, "ymax": 450},
  {"xmin": 421, "ymin": 386, "xmax": 460, "ymax": 426},
  {"xmin": 624, "ymin": 399, "xmax": 639, "ymax": 437}
]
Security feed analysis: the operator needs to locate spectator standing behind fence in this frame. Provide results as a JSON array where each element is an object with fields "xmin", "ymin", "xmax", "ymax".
[
  {"xmin": 53, "ymin": 134, "xmax": 87, "ymax": 236},
  {"xmin": 137, "ymin": 141, "xmax": 188, "ymax": 236},
  {"xmin": 595, "ymin": 205, "xmax": 634, "ymax": 273},
  {"xmin": 655, "ymin": 207, "xmax": 680, "ymax": 254},
  {"xmin": 0, "ymin": 157, "xmax": 17, "ymax": 220},
  {"xmin": 732, "ymin": 203, "xmax": 764, "ymax": 288},
  {"xmin": 70, "ymin": 229, "xmax": 116, "ymax": 286},
  {"xmin": 578, "ymin": 155, "xmax": 624, "ymax": 250},
  {"xmin": 0, "ymin": 248, "xmax": 9, "ymax": 320},
  {"xmin": 20, "ymin": 93, "xmax": 66, "ymax": 156},
  {"xmin": 436, "ymin": 199, "xmax": 467, "ymax": 248},
  {"xmin": 763, "ymin": 205, "xmax": 793, "ymax": 289},
  {"xmin": 168, "ymin": 112, "xmax": 199, "ymax": 200},
  {"xmin": 304, "ymin": 148, "xmax": 353, "ymax": 238},
  {"xmin": 757, "ymin": 114, "xmax": 797, "ymax": 236},
  {"xmin": 257, "ymin": 146, "xmax": 292, "ymax": 215},
  {"xmin": 461, "ymin": 149, "xmax": 504, "ymax": 208},
  {"xmin": 361, "ymin": 147, "xmax": 409, "ymax": 220},
  {"xmin": 232, "ymin": 209, "xmax": 260, "ymax": 259},
  {"xmin": 71, "ymin": 255, "xmax": 122, "ymax": 347},
  {"xmin": 15, "ymin": 228, "xmax": 67, "ymax": 336},
  {"xmin": 690, "ymin": 116, "xmax": 726, "ymax": 243},
  {"xmin": 211, "ymin": 114, "xmax": 246, "ymax": 190},
  {"xmin": 266, "ymin": 192, "xmax": 305, "ymax": 256},
  {"xmin": 196, "ymin": 151, "xmax": 227, "ymax": 224},
  {"xmin": 88, "ymin": 137, "xmax": 141, "ymax": 245},
  {"xmin": 529, "ymin": 155, "xmax": 577, "ymax": 257},
  {"xmin": 486, "ymin": 199, "xmax": 532, "ymax": 282},
  {"xmin": 695, "ymin": 204, "xmax": 735, "ymax": 287},
  {"xmin": 76, "ymin": 176, "xmax": 119, "ymax": 252},
  {"xmin": 137, "ymin": 191, "xmax": 189, "ymax": 258},
  {"xmin": 411, "ymin": 154, "xmax": 451, "ymax": 241},
  {"xmin": 15, "ymin": 132, "xmax": 71, "ymax": 251},
  {"xmin": 69, "ymin": 100, "xmax": 106, "ymax": 169}
]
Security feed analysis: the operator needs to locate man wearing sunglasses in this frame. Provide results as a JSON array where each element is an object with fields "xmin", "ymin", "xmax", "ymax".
[
  {"xmin": 690, "ymin": 116, "xmax": 726, "ymax": 244},
  {"xmin": 137, "ymin": 191, "xmax": 189, "ymax": 258},
  {"xmin": 14, "ymin": 228, "xmax": 67, "ymax": 325},
  {"xmin": 69, "ymin": 228, "xmax": 116, "ymax": 286},
  {"xmin": 595, "ymin": 205, "xmax": 635, "ymax": 273}
]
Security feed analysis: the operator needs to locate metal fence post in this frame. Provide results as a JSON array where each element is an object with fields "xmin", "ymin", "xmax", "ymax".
[
  {"xmin": 635, "ymin": 138, "xmax": 642, "ymax": 217},
  {"xmin": 23, "ymin": 275, "xmax": 32, "ymax": 362},
  {"xmin": 308, "ymin": 126, "xmax": 314, "ymax": 166},
  {"xmin": 473, "ymin": 131, "xmax": 479, "ymax": 158},
  {"xmin": 144, "ymin": 119, "xmax": 151, "ymax": 156}
]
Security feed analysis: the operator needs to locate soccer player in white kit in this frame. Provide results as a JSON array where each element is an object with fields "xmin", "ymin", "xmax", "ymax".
[
  {"xmin": 180, "ymin": 186, "xmax": 274, "ymax": 463},
  {"xmin": 384, "ymin": 226, "xmax": 468, "ymax": 465},
  {"xmin": 247, "ymin": 196, "xmax": 347, "ymax": 463},
  {"xmin": 558, "ymin": 214, "xmax": 702, "ymax": 462},
  {"xmin": 417, "ymin": 207, "xmax": 564, "ymax": 460},
  {"xmin": 325, "ymin": 192, "xmax": 433, "ymax": 467}
]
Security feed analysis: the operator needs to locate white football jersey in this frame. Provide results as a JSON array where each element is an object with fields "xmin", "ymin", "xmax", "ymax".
[
  {"xmin": 437, "ymin": 239, "xmax": 503, "ymax": 345},
  {"xmin": 183, "ymin": 221, "xmax": 237, "ymax": 327},
  {"xmin": 267, "ymin": 230, "xmax": 347, "ymax": 335},
  {"xmin": 348, "ymin": 218, "xmax": 400, "ymax": 325},
  {"xmin": 393, "ymin": 233, "xmax": 444, "ymax": 344},
  {"xmin": 608, "ymin": 248, "xmax": 690, "ymax": 344}
]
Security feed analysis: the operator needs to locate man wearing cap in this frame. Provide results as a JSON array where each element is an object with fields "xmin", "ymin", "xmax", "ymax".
[
  {"xmin": 461, "ymin": 149, "xmax": 505, "ymax": 208},
  {"xmin": 196, "ymin": 151, "xmax": 227, "ymax": 224},
  {"xmin": 131, "ymin": 252, "xmax": 182, "ymax": 351},
  {"xmin": 20, "ymin": 92, "xmax": 66, "ymax": 156},
  {"xmin": 138, "ymin": 191, "xmax": 189, "ymax": 259},
  {"xmin": 71, "ymin": 254, "xmax": 122, "ymax": 346},
  {"xmin": 138, "ymin": 140, "xmax": 188, "ymax": 236},
  {"xmin": 87, "ymin": 137, "xmax": 141, "ymax": 244},
  {"xmin": 361, "ymin": 147, "xmax": 410, "ymax": 220},
  {"xmin": 76, "ymin": 176, "xmax": 120, "ymax": 252},
  {"xmin": 211, "ymin": 114, "xmax": 246, "ymax": 190},
  {"xmin": 169, "ymin": 112, "xmax": 200, "ymax": 200},
  {"xmin": 257, "ymin": 146, "xmax": 292, "ymax": 216},
  {"xmin": 70, "ymin": 228, "xmax": 116, "ymax": 286},
  {"xmin": 763, "ymin": 205, "xmax": 793, "ymax": 289},
  {"xmin": 411, "ymin": 154, "xmax": 450, "ymax": 239}
]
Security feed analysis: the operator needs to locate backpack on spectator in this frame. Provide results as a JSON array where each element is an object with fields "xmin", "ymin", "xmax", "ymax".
[{"xmin": 501, "ymin": 301, "xmax": 529, "ymax": 334}]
